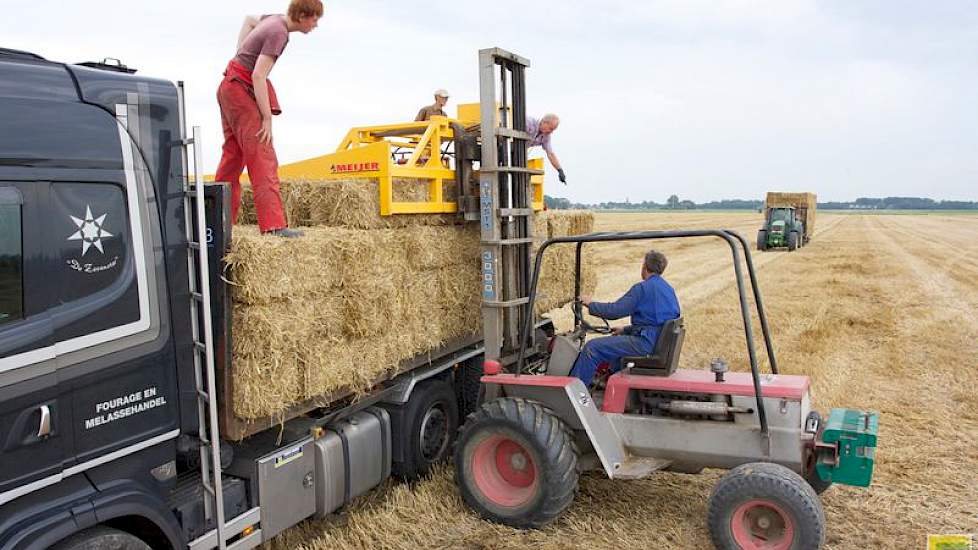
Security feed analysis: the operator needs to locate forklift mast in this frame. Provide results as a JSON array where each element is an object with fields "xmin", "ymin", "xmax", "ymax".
[{"xmin": 477, "ymin": 48, "xmax": 541, "ymax": 365}]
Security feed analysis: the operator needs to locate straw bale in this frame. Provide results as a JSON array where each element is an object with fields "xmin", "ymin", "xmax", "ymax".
[
  {"xmin": 402, "ymin": 225, "xmax": 480, "ymax": 270},
  {"xmin": 231, "ymin": 300, "xmax": 314, "ymax": 419},
  {"xmin": 225, "ymin": 226, "xmax": 343, "ymax": 305},
  {"xmin": 238, "ymin": 178, "xmax": 461, "ymax": 230}
]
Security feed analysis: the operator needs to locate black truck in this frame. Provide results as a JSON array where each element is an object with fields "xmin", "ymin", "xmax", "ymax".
[{"xmin": 0, "ymin": 47, "xmax": 513, "ymax": 550}]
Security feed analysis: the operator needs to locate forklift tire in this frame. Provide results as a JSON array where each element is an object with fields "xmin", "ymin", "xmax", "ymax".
[
  {"xmin": 756, "ymin": 230, "xmax": 767, "ymax": 251},
  {"xmin": 455, "ymin": 397, "xmax": 578, "ymax": 529},
  {"xmin": 393, "ymin": 378, "xmax": 459, "ymax": 480},
  {"xmin": 788, "ymin": 231, "xmax": 799, "ymax": 251},
  {"xmin": 51, "ymin": 527, "xmax": 152, "ymax": 550},
  {"xmin": 708, "ymin": 462, "xmax": 825, "ymax": 550}
]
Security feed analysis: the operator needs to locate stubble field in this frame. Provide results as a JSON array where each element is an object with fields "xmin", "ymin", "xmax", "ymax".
[{"xmin": 269, "ymin": 211, "xmax": 978, "ymax": 550}]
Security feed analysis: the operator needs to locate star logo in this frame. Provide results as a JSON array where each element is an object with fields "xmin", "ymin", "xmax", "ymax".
[{"xmin": 68, "ymin": 205, "xmax": 113, "ymax": 256}]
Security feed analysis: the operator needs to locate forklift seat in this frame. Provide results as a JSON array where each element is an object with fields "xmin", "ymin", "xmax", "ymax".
[{"xmin": 621, "ymin": 317, "xmax": 685, "ymax": 376}]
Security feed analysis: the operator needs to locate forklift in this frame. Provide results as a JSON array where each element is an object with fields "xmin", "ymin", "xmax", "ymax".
[{"xmin": 458, "ymin": 53, "xmax": 879, "ymax": 550}]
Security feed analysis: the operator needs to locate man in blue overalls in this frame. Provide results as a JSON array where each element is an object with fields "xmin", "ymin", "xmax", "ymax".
[{"xmin": 571, "ymin": 249, "xmax": 681, "ymax": 387}]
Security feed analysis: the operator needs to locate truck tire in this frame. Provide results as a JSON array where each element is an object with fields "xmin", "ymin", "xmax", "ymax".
[
  {"xmin": 756, "ymin": 230, "xmax": 767, "ymax": 251},
  {"xmin": 51, "ymin": 527, "xmax": 152, "ymax": 550},
  {"xmin": 788, "ymin": 231, "xmax": 799, "ymax": 251},
  {"xmin": 708, "ymin": 462, "xmax": 825, "ymax": 550},
  {"xmin": 455, "ymin": 397, "xmax": 579, "ymax": 529},
  {"xmin": 456, "ymin": 359, "xmax": 484, "ymax": 417},
  {"xmin": 393, "ymin": 378, "xmax": 459, "ymax": 480}
]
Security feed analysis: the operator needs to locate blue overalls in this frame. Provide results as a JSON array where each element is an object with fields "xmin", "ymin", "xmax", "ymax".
[{"xmin": 570, "ymin": 275, "xmax": 681, "ymax": 386}]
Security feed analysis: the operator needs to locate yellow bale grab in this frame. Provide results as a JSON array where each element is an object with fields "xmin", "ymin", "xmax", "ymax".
[{"xmin": 271, "ymin": 103, "xmax": 545, "ymax": 216}]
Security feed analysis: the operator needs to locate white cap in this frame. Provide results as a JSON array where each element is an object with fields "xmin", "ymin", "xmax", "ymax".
[{"xmin": 434, "ymin": 89, "xmax": 449, "ymax": 97}]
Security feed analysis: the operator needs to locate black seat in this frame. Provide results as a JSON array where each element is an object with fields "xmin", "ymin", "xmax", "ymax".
[{"xmin": 621, "ymin": 317, "xmax": 685, "ymax": 376}]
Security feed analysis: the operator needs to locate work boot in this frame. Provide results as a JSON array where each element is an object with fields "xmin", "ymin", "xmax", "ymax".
[{"xmin": 264, "ymin": 227, "xmax": 304, "ymax": 238}]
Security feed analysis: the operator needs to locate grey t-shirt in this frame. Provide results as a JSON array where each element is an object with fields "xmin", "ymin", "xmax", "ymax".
[{"xmin": 234, "ymin": 15, "xmax": 289, "ymax": 71}]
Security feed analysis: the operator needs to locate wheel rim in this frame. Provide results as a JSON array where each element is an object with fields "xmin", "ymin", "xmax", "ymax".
[
  {"xmin": 730, "ymin": 499, "xmax": 795, "ymax": 550},
  {"xmin": 419, "ymin": 404, "xmax": 449, "ymax": 462},
  {"xmin": 471, "ymin": 434, "xmax": 539, "ymax": 508}
]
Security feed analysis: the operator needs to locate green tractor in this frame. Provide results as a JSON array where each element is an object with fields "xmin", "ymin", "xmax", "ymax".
[{"xmin": 758, "ymin": 206, "xmax": 805, "ymax": 251}]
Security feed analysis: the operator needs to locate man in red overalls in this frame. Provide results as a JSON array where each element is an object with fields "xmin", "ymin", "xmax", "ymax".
[{"xmin": 215, "ymin": 0, "xmax": 323, "ymax": 238}]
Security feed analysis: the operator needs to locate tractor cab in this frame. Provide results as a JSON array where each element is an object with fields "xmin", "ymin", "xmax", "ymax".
[{"xmin": 455, "ymin": 229, "xmax": 879, "ymax": 549}]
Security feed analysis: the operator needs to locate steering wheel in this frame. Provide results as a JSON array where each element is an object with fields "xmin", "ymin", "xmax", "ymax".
[{"xmin": 574, "ymin": 299, "xmax": 614, "ymax": 335}]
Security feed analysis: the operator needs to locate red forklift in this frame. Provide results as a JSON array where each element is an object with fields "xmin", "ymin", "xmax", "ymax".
[{"xmin": 458, "ymin": 207, "xmax": 879, "ymax": 550}]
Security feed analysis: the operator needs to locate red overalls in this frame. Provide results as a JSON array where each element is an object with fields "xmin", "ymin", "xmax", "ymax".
[{"xmin": 215, "ymin": 60, "xmax": 287, "ymax": 232}]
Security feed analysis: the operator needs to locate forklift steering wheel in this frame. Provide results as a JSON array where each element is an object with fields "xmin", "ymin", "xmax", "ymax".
[{"xmin": 574, "ymin": 300, "xmax": 614, "ymax": 335}]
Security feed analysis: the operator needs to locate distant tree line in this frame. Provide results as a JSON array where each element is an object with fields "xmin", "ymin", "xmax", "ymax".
[{"xmin": 544, "ymin": 195, "xmax": 977, "ymax": 211}]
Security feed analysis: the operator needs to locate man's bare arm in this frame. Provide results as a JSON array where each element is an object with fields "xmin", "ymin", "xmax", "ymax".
[
  {"xmin": 547, "ymin": 149, "xmax": 562, "ymax": 171},
  {"xmin": 236, "ymin": 15, "xmax": 261, "ymax": 50},
  {"xmin": 253, "ymin": 54, "xmax": 277, "ymax": 144}
]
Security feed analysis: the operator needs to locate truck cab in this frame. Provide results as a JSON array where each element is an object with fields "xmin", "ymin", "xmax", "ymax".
[{"xmin": 0, "ymin": 46, "xmax": 203, "ymax": 549}]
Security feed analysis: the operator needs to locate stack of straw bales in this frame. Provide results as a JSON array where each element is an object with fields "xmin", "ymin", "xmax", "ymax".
[{"xmin": 226, "ymin": 179, "xmax": 595, "ymax": 420}]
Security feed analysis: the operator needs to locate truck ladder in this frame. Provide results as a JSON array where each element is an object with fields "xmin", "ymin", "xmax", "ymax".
[
  {"xmin": 478, "ymin": 48, "xmax": 540, "ymax": 364},
  {"xmin": 177, "ymin": 83, "xmax": 261, "ymax": 550}
]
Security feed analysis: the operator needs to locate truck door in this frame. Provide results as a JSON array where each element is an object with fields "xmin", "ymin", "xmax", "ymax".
[{"xmin": 0, "ymin": 182, "xmax": 67, "ymax": 505}]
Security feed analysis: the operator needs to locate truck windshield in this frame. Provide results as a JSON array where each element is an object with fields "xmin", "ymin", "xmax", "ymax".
[{"xmin": 771, "ymin": 209, "xmax": 792, "ymax": 223}]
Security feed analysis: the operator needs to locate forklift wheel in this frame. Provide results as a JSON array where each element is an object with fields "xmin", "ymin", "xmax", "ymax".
[
  {"xmin": 708, "ymin": 462, "xmax": 825, "ymax": 550},
  {"xmin": 455, "ymin": 397, "xmax": 578, "ymax": 529}
]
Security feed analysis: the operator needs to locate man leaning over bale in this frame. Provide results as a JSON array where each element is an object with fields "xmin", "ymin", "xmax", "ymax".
[
  {"xmin": 527, "ymin": 113, "xmax": 566, "ymax": 184},
  {"xmin": 571, "ymin": 250, "xmax": 681, "ymax": 387},
  {"xmin": 215, "ymin": 0, "xmax": 324, "ymax": 238}
]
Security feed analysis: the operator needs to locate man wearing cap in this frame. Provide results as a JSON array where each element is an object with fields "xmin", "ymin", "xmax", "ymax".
[
  {"xmin": 527, "ymin": 113, "xmax": 566, "ymax": 184},
  {"xmin": 415, "ymin": 89, "xmax": 450, "ymax": 121}
]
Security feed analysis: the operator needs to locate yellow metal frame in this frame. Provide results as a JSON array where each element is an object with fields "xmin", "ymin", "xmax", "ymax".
[{"xmin": 273, "ymin": 109, "xmax": 544, "ymax": 216}]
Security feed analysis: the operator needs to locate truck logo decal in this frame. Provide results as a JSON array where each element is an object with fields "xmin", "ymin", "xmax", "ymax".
[{"xmin": 68, "ymin": 205, "xmax": 114, "ymax": 256}]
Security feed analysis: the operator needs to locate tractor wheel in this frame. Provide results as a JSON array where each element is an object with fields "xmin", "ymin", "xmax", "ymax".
[
  {"xmin": 788, "ymin": 231, "xmax": 799, "ymax": 251},
  {"xmin": 51, "ymin": 527, "xmax": 152, "ymax": 550},
  {"xmin": 455, "ymin": 397, "xmax": 579, "ymax": 529},
  {"xmin": 392, "ymin": 378, "xmax": 459, "ymax": 480},
  {"xmin": 756, "ymin": 230, "xmax": 767, "ymax": 251},
  {"xmin": 708, "ymin": 462, "xmax": 825, "ymax": 550}
]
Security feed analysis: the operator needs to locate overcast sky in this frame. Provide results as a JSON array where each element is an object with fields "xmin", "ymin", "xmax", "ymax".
[{"xmin": 2, "ymin": 1, "xmax": 975, "ymax": 203}]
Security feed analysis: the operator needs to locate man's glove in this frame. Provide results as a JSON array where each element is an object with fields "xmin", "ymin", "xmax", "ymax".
[{"xmin": 557, "ymin": 168, "xmax": 567, "ymax": 184}]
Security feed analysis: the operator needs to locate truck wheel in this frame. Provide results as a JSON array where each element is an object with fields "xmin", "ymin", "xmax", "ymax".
[
  {"xmin": 455, "ymin": 397, "xmax": 578, "ymax": 529},
  {"xmin": 394, "ymin": 378, "xmax": 459, "ymax": 480},
  {"xmin": 51, "ymin": 527, "xmax": 152, "ymax": 550},
  {"xmin": 456, "ymin": 359, "xmax": 484, "ymax": 417},
  {"xmin": 756, "ymin": 230, "xmax": 767, "ymax": 251},
  {"xmin": 788, "ymin": 231, "xmax": 799, "ymax": 251},
  {"xmin": 708, "ymin": 462, "xmax": 825, "ymax": 550}
]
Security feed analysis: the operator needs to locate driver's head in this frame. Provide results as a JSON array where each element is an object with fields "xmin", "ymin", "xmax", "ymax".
[{"xmin": 642, "ymin": 249, "xmax": 668, "ymax": 279}]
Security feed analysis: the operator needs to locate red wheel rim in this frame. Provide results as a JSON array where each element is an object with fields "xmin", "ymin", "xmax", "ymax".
[
  {"xmin": 730, "ymin": 499, "xmax": 795, "ymax": 550},
  {"xmin": 471, "ymin": 434, "xmax": 539, "ymax": 508}
]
